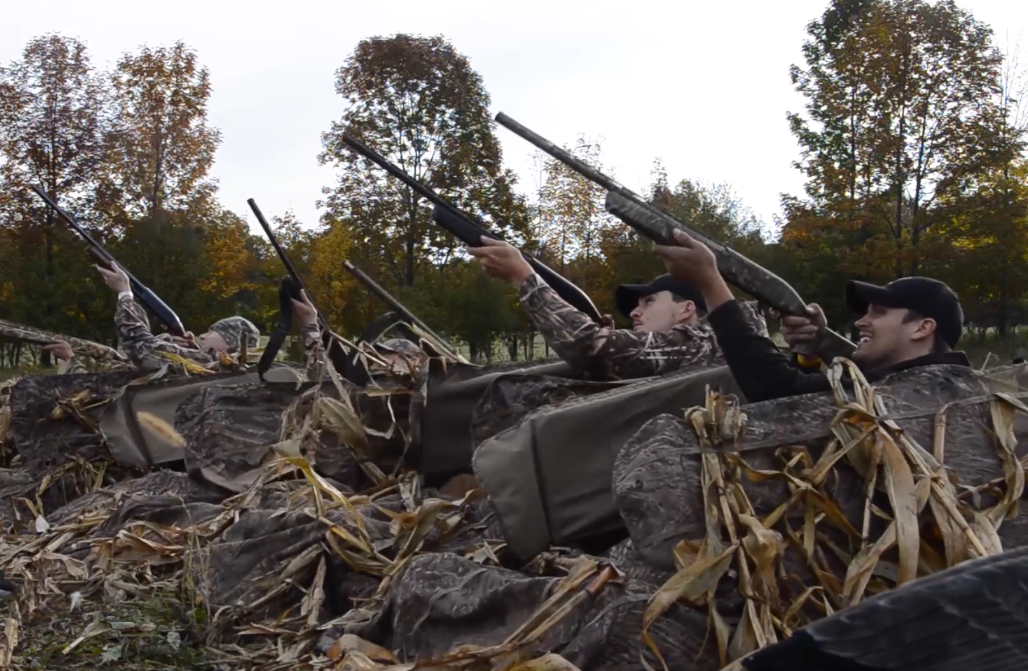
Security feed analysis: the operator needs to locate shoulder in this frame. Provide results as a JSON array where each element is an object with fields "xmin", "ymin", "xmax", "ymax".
[{"xmin": 665, "ymin": 320, "xmax": 717, "ymax": 341}]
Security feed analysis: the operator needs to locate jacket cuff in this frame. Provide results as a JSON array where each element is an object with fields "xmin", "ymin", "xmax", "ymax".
[{"xmin": 517, "ymin": 272, "xmax": 545, "ymax": 301}]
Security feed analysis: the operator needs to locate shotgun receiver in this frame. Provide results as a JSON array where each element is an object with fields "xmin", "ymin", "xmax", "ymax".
[
  {"xmin": 340, "ymin": 133, "xmax": 604, "ymax": 324},
  {"xmin": 30, "ymin": 185, "xmax": 191, "ymax": 342},
  {"xmin": 493, "ymin": 112, "xmax": 856, "ymax": 360},
  {"xmin": 247, "ymin": 198, "xmax": 370, "ymax": 385}
]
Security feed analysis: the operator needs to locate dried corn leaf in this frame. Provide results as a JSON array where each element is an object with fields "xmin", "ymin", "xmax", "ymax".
[
  {"xmin": 1, "ymin": 617, "xmax": 18, "ymax": 667},
  {"xmin": 505, "ymin": 653, "xmax": 583, "ymax": 670},
  {"xmin": 157, "ymin": 351, "xmax": 212, "ymax": 375},
  {"xmin": 986, "ymin": 396, "xmax": 1025, "ymax": 525},
  {"xmin": 136, "ymin": 411, "xmax": 186, "ymax": 450},
  {"xmin": 642, "ymin": 542, "xmax": 735, "ymax": 667},
  {"xmin": 878, "ymin": 433, "xmax": 919, "ymax": 585},
  {"xmin": 316, "ymin": 396, "xmax": 368, "ymax": 448},
  {"xmin": 328, "ymin": 634, "xmax": 399, "ymax": 664}
]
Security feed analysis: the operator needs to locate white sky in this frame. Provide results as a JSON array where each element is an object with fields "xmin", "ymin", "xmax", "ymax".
[{"xmin": 3, "ymin": 0, "xmax": 1026, "ymax": 235}]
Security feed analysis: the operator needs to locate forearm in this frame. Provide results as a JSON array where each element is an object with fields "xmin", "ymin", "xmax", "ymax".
[
  {"xmin": 301, "ymin": 322, "xmax": 326, "ymax": 382},
  {"xmin": 114, "ymin": 293, "xmax": 210, "ymax": 369},
  {"xmin": 518, "ymin": 273, "xmax": 607, "ymax": 368},
  {"xmin": 707, "ymin": 299, "xmax": 830, "ymax": 402},
  {"xmin": 114, "ymin": 294, "xmax": 159, "ymax": 366}
]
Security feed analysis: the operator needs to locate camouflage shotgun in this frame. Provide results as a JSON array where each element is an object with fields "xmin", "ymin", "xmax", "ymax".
[
  {"xmin": 493, "ymin": 112, "xmax": 856, "ymax": 360},
  {"xmin": 30, "ymin": 185, "xmax": 193, "ymax": 344},
  {"xmin": 342, "ymin": 261, "xmax": 466, "ymax": 362},
  {"xmin": 247, "ymin": 198, "xmax": 371, "ymax": 385},
  {"xmin": 340, "ymin": 133, "xmax": 605, "ymax": 325},
  {"xmin": 0, "ymin": 318, "xmax": 126, "ymax": 362}
]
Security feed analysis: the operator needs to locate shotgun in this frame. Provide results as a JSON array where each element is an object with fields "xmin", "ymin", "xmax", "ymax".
[
  {"xmin": 342, "ymin": 260, "xmax": 465, "ymax": 362},
  {"xmin": 340, "ymin": 133, "xmax": 605, "ymax": 324},
  {"xmin": 0, "ymin": 318, "xmax": 126, "ymax": 362},
  {"xmin": 493, "ymin": 112, "xmax": 856, "ymax": 360},
  {"xmin": 247, "ymin": 198, "xmax": 370, "ymax": 385},
  {"xmin": 31, "ymin": 185, "xmax": 191, "ymax": 342}
]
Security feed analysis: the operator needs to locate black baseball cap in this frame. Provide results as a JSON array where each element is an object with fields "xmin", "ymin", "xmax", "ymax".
[
  {"xmin": 615, "ymin": 275, "xmax": 708, "ymax": 319},
  {"xmin": 845, "ymin": 277, "xmax": 963, "ymax": 348}
]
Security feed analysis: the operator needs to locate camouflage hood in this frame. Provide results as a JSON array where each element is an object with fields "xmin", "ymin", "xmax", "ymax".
[{"xmin": 207, "ymin": 316, "xmax": 260, "ymax": 353}]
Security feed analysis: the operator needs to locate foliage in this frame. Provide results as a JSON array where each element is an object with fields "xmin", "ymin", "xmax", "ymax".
[
  {"xmin": 318, "ymin": 33, "xmax": 530, "ymax": 289},
  {"xmin": 781, "ymin": 0, "xmax": 1028, "ymax": 330},
  {"xmin": 4, "ymin": 11, "xmax": 1028, "ymax": 364}
]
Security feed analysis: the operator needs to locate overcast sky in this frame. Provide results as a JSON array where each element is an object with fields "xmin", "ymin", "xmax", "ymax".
[{"xmin": 3, "ymin": 0, "xmax": 1026, "ymax": 236}]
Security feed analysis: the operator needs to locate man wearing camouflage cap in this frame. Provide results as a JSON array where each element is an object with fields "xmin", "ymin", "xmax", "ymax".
[
  {"xmin": 93, "ymin": 262, "xmax": 260, "ymax": 372},
  {"xmin": 467, "ymin": 237, "xmax": 768, "ymax": 380}
]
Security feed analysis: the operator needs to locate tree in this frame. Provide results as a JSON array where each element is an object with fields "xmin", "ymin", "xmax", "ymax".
[
  {"xmin": 104, "ymin": 41, "xmax": 220, "ymax": 223},
  {"xmin": 0, "ymin": 34, "xmax": 109, "ymax": 342},
  {"xmin": 535, "ymin": 137, "xmax": 615, "ymax": 291},
  {"xmin": 787, "ymin": 0, "xmax": 1014, "ymax": 280},
  {"xmin": 318, "ymin": 34, "xmax": 529, "ymax": 290}
]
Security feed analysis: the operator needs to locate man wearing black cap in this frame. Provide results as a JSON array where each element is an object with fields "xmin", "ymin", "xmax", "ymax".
[
  {"xmin": 652, "ymin": 229, "xmax": 970, "ymax": 402},
  {"xmin": 467, "ymin": 237, "xmax": 768, "ymax": 380}
]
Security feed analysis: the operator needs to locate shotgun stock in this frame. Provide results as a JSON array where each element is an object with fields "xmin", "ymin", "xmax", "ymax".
[
  {"xmin": 340, "ymin": 133, "xmax": 604, "ymax": 324},
  {"xmin": 493, "ymin": 113, "xmax": 856, "ymax": 359},
  {"xmin": 30, "ymin": 185, "xmax": 190, "ymax": 342}
]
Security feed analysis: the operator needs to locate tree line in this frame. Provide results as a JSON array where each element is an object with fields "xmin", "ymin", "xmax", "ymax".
[{"xmin": 1, "ymin": 0, "xmax": 1026, "ymax": 366}]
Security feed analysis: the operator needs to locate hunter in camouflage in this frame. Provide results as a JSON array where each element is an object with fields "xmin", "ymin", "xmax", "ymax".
[
  {"xmin": 653, "ymin": 228, "xmax": 971, "ymax": 401},
  {"xmin": 97, "ymin": 262, "xmax": 260, "ymax": 373},
  {"xmin": 468, "ymin": 237, "xmax": 767, "ymax": 380}
]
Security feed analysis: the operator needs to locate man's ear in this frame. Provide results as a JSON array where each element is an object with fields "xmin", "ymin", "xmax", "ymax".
[
  {"xmin": 676, "ymin": 300, "xmax": 697, "ymax": 324},
  {"xmin": 910, "ymin": 317, "xmax": 937, "ymax": 343}
]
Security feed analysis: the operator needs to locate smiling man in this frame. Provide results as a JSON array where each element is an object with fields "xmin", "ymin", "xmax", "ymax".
[
  {"xmin": 468, "ymin": 236, "xmax": 767, "ymax": 380},
  {"xmin": 652, "ymin": 229, "xmax": 970, "ymax": 402}
]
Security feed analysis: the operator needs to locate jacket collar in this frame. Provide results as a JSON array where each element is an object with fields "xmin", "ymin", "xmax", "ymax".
[{"xmin": 869, "ymin": 351, "xmax": 971, "ymax": 378}]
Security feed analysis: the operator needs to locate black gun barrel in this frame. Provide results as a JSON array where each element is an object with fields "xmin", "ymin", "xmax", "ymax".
[
  {"xmin": 342, "ymin": 261, "xmax": 461, "ymax": 359},
  {"xmin": 494, "ymin": 113, "xmax": 856, "ymax": 358},
  {"xmin": 247, "ymin": 198, "xmax": 370, "ymax": 385},
  {"xmin": 341, "ymin": 133, "xmax": 604, "ymax": 324},
  {"xmin": 30, "ymin": 185, "xmax": 189, "ymax": 340}
]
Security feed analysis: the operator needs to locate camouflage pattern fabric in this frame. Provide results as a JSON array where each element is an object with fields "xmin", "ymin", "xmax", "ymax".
[
  {"xmin": 58, "ymin": 357, "xmax": 89, "ymax": 375},
  {"xmin": 376, "ymin": 338, "xmax": 425, "ymax": 358},
  {"xmin": 301, "ymin": 322, "xmax": 326, "ymax": 380},
  {"xmin": 518, "ymin": 272, "xmax": 768, "ymax": 380},
  {"xmin": 115, "ymin": 295, "xmax": 218, "ymax": 371},
  {"xmin": 207, "ymin": 316, "xmax": 260, "ymax": 353}
]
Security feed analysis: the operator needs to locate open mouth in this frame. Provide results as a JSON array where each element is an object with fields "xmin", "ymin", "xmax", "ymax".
[{"xmin": 857, "ymin": 333, "xmax": 872, "ymax": 347}]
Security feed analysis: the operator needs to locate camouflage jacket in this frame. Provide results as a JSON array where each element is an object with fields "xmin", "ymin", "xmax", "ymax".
[
  {"xmin": 518, "ymin": 273, "xmax": 768, "ymax": 381},
  {"xmin": 114, "ymin": 295, "xmax": 219, "ymax": 372}
]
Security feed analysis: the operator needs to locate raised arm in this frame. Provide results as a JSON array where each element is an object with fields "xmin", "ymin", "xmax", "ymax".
[
  {"xmin": 653, "ymin": 229, "xmax": 832, "ymax": 402},
  {"xmin": 518, "ymin": 273, "xmax": 723, "ymax": 379}
]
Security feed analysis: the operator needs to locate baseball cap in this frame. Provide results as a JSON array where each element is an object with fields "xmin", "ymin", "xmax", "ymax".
[
  {"xmin": 615, "ymin": 275, "xmax": 708, "ymax": 320},
  {"xmin": 845, "ymin": 277, "xmax": 963, "ymax": 348}
]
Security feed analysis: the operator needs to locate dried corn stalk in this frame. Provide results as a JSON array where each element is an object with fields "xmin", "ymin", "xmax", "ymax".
[{"xmin": 641, "ymin": 358, "xmax": 1027, "ymax": 670}]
